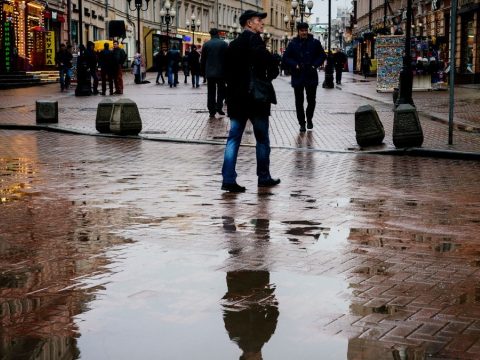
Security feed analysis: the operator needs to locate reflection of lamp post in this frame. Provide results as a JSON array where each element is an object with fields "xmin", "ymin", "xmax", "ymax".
[
  {"xmin": 186, "ymin": 13, "xmax": 201, "ymax": 45},
  {"xmin": 395, "ymin": 0, "xmax": 414, "ymax": 107},
  {"xmin": 127, "ymin": 0, "xmax": 151, "ymax": 54},
  {"xmin": 229, "ymin": 22, "xmax": 241, "ymax": 39},
  {"xmin": 322, "ymin": 0, "xmax": 334, "ymax": 88},
  {"xmin": 159, "ymin": 1, "xmax": 176, "ymax": 50},
  {"xmin": 291, "ymin": 0, "xmax": 313, "ymax": 23}
]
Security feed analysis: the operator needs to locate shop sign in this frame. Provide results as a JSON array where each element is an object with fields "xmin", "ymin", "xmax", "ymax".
[
  {"xmin": 2, "ymin": 21, "xmax": 13, "ymax": 72},
  {"xmin": 45, "ymin": 31, "xmax": 55, "ymax": 66}
]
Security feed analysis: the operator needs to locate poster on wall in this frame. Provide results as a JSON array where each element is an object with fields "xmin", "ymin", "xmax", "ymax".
[
  {"xmin": 375, "ymin": 35, "xmax": 405, "ymax": 92},
  {"xmin": 45, "ymin": 31, "xmax": 55, "ymax": 66}
]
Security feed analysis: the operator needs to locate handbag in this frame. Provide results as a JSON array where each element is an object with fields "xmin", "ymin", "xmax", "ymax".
[{"xmin": 249, "ymin": 67, "xmax": 277, "ymax": 104}]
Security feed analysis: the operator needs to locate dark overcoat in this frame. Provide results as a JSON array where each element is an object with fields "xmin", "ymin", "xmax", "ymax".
[
  {"xmin": 282, "ymin": 34, "xmax": 326, "ymax": 88},
  {"xmin": 225, "ymin": 30, "xmax": 279, "ymax": 119}
]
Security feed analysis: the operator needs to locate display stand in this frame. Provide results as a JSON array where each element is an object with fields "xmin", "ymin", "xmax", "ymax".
[
  {"xmin": 375, "ymin": 35, "xmax": 404, "ymax": 92},
  {"xmin": 412, "ymin": 74, "xmax": 432, "ymax": 90}
]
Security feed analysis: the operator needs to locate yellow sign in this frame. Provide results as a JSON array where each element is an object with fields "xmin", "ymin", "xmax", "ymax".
[{"xmin": 45, "ymin": 31, "xmax": 55, "ymax": 65}]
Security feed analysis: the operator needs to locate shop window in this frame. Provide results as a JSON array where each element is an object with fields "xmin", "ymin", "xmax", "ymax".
[{"xmin": 461, "ymin": 16, "xmax": 474, "ymax": 73}]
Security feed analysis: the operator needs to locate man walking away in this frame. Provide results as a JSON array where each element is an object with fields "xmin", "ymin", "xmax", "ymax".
[
  {"xmin": 201, "ymin": 28, "xmax": 228, "ymax": 117},
  {"xmin": 154, "ymin": 49, "xmax": 167, "ymax": 84},
  {"xmin": 112, "ymin": 40, "xmax": 127, "ymax": 94},
  {"xmin": 56, "ymin": 43, "xmax": 73, "ymax": 92},
  {"xmin": 182, "ymin": 50, "xmax": 190, "ymax": 84},
  {"xmin": 188, "ymin": 45, "xmax": 201, "ymax": 88},
  {"xmin": 166, "ymin": 45, "xmax": 181, "ymax": 87},
  {"xmin": 282, "ymin": 22, "xmax": 326, "ymax": 132},
  {"xmin": 333, "ymin": 48, "xmax": 347, "ymax": 85},
  {"xmin": 361, "ymin": 53, "xmax": 371, "ymax": 79},
  {"xmin": 98, "ymin": 43, "xmax": 115, "ymax": 95},
  {"xmin": 221, "ymin": 10, "xmax": 280, "ymax": 193},
  {"xmin": 85, "ymin": 41, "xmax": 99, "ymax": 94}
]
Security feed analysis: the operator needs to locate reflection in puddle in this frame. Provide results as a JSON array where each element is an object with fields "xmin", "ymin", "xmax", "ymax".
[{"xmin": 222, "ymin": 271, "xmax": 279, "ymax": 359}]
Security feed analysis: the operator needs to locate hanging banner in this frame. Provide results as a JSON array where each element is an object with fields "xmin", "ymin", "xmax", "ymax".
[{"xmin": 45, "ymin": 31, "xmax": 56, "ymax": 66}]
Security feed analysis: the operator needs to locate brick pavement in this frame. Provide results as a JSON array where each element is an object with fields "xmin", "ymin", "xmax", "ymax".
[
  {"xmin": 0, "ymin": 71, "xmax": 479, "ymax": 155},
  {"xmin": 1, "ymin": 130, "xmax": 480, "ymax": 359}
]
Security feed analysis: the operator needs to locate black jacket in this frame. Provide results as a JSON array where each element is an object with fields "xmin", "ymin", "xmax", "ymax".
[
  {"xmin": 282, "ymin": 34, "xmax": 326, "ymax": 87},
  {"xmin": 201, "ymin": 36, "xmax": 228, "ymax": 78},
  {"xmin": 225, "ymin": 30, "xmax": 279, "ymax": 119}
]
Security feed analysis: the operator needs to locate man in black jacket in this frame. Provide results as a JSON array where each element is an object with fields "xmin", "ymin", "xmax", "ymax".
[
  {"xmin": 201, "ymin": 28, "xmax": 228, "ymax": 117},
  {"xmin": 282, "ymin": 22, "xmax": 326, "ymax": 132},
  {"xmin": 221, "ymin": 10, "xmax": 280, "ymax": 193}
]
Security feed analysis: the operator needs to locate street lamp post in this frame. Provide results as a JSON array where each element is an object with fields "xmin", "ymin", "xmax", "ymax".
[
  {"xmin": 186, "ymin": 13, "xmax": 201, "ymax": 46},
  {"xmin": 127, "ymin": 0, "xmax": 151, "ymax": 54},
  {"xmin": 322, "ymin": 0, "xmax": 334, "ymax": 88},
  {"xmin": 395, "ymin": 0, "xmax": 414, "ymax": 107},
  {"xmin": 159, "ymin": 1, "xmax": 176, "ymax": 50}
]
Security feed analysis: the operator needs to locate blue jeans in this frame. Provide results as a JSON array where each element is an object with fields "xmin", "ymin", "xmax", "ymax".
[
  {"xmin": 167, "ymin": 67, "xmax": 178, "ymax": 86},
  {"xmin": 192, "ymin": 74, "xmax": 200, "ymax": 87},
  {"xmin": 222, "ymin": 116, "xmax": 271, "ymax": 184},
  {"xmin": 59, "ymin": 66, "xmax": 71, "ymax": 90}
]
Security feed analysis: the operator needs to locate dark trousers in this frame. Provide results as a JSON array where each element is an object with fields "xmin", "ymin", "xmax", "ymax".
[
  {"xmin": 90, "ymin": 69, "xmax": 99, "ymax": 93},
  {"xmin": 101, "ymin": 70, "xmax": 114, "ymax": 94},
  {"xmin": 294, "ymin": 85, "xmax": 317, "ymax": 125},
  {"xmin": 335, "ymin": 67, "xmax": 343, "ymax": 84},
  {"xmin": 156, "ymin": 70, "xmax": 165, "ymax": 83},
  {"xmin": 207, "ymin": 77, "xmax": 226, "ymax": 114}
]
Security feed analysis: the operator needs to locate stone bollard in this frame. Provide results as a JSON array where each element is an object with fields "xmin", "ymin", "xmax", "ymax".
[
  {"xmin": 36, "ymin": 100, "xmax": 58, "ymax": 123},
  {"xmin": 110, "ymin": 98, "xmax": 142, "ymax": 136},
  {"xmin": 354, "ymin": 104, "xmax": 385, "ymax": 147},
  {"xmin": 95, "ymin": 99, "xmax": 114, "ymax": 133},
  {"xmin": 393, "ymin": 104, "xmax": 424, "ymax": 148}
]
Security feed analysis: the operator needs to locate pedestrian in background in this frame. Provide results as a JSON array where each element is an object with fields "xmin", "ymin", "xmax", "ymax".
[
  {"xmin": 182, "ymin": 50, "xmax": 190, "ymax": 84},
  {"xmin": 154, "ymin": 49, "xmax": 166, "ymax": 84},
  {"xmin": 201, "ymin": 28, "xmax": 228, "ymax": 117},
  {"xmin": 112, "ymin": 40, "xmax": 127, "ymax": 94},
  {"xmin": 85, "ymin": 41, "xmax": 99, "ymax": 94},
  {"xmin": 333, "ymin": 48, "xmax": 347, "ymax": 85},
  {"xmin": 98, "ymin": 42, "xmax": 115, "ymax": 95},
  {"xmin": 166, "ymin": 45, "xmax": 181, "ymax": 87},
  {"xmin": 361, "ymin": 53, "xmax": 371, "ymax": 79},
  {"xmin": 188, "ymin": 45, "xmax": 201, "ymax": 88},
  {"xmin": 221, "ymin": 10, "xmax": 280, "ymax": 193},
  {"xmin": 282, "ymin": 22, "xmax": 326, "ymax": 132},
  {"xmin": 56, "ymin": 43, "xmax": 73, "ymax": 92}
]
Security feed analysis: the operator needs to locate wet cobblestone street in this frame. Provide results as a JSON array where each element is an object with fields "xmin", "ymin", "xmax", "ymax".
[{"xmin": 1, "ymin": 130, "xmax": 480, "ymax": 359}]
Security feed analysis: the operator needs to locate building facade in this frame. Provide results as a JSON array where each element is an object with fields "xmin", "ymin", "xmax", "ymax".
[
  {"xmin": 0, "ymin": 0, "xmax": 291, "ymax": 72},
  {"xmin": 352, "ymin": 0, "xmax": 480, "ymax": 83}
]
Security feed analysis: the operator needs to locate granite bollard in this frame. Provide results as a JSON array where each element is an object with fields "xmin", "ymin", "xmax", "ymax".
[
  {"xmin": 354, "ymin": 104, "xmax": 385, "ymax": 147},
  {"xmin": 110, "ymin": 98, "xmax": 142, "ymax": 136},
  {"xmin": 36, "ymin": 100, "xmax": 58, "ymax": 123},
  {"xmin": 95, "ymin": 99, "xmax": 114, "ymax": 133},
  {"xmin": 393, "ymin": 104, "xmax": 424, "ymax": 148}
]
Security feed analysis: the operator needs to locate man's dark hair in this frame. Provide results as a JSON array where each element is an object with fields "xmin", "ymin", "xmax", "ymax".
[
  {"xmin": 296, "ymin": 22, "xmax": 309, "ymax": 30},
  {"xmin": 209, "ymin": 28, "xmax": 219, "ymax": 37}
]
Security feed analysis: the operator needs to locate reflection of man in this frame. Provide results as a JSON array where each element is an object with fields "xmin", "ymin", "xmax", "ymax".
[{"xmin": 222, "ymin": 270, "xmax": 279, "ymax": 360}]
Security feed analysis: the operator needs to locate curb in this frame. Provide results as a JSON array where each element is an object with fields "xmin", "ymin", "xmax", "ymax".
[{"xmin": 1, "ymin": 123, "xmax": 478, "ymax": 161}]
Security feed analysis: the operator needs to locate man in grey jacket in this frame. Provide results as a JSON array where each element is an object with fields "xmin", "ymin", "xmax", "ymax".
[{"xmin": 201, "ymin": 28, "xmax": 228, "ymax": 118}]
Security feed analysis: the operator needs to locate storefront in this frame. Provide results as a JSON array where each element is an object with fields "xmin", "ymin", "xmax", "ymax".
[
  {"xmin": 457, "ymin": 0, "xmax": 479, "ymax": 82},
  {"xmin": 0, "ymin": 0, "xmax": 66, "ymax": 72}
]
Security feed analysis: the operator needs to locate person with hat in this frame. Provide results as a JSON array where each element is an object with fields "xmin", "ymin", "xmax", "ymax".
[
  {"xmin": 201, "ymin": 28, "xmax": 228, "ymax": 117},
  {"xmin": 221, "ymin": 9, "xmax": 280, "ymax": 193},
  {"xmin": 282, "ymin": 22, "xmax": 326, "ymax": 132}
]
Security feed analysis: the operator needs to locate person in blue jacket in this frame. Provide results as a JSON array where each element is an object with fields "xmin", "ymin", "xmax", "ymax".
[{"xmin": 282, "ymin": 22, "xmax": 326, "ymax": 132}]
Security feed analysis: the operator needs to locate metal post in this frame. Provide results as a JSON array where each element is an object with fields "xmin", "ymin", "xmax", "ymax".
[
  {"xmin": 322, "ymin": 0, "xmax": 334, "ymax": 88},
  {"xmin": 395, "ymin": 0, "xmax": 414, "ymax": 107},
  {"xmin": 448, "ymin": 0, "xmax": 457, "ymax": 145},
  {"xmin": 137, "ymin": 7, "xmax": 141, "ymax": 53}
]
